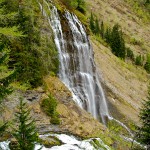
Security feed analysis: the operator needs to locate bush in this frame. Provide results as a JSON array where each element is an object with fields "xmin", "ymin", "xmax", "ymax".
[
  {"xmin": 50, "ymin": 113, "xmax": 60, "ymax": 125},
  {"xmin": 126, "ymin": 47, "xmax": 134, "ymax": 61},
  {"xmin": 41, "ymin": 95, "xmax": 60, "ymax": 125},
  {"xmin": 144, "ymin": 54, "xmax": 150, "ymax": 73},
  {"xmin": 135, "ymin": 55, "xmax": 143, "ymax": 66}
]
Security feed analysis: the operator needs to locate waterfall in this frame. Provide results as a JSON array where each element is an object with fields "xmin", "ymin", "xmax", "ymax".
[
  {"xmin": 38, "ymin": 0, "xmax": 110, "ymax": 123},
  {"xmin": 49, "ymin": 7, "xmax": 109, "ymax": 123}
]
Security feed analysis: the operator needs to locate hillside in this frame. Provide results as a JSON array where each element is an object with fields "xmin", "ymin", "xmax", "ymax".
[
  {"xmin": 85, "ymin": 0, "xmax": 150, "ymax": 124},
  {"xmin": 0, "ymin": 0, "xmax": 150, "ymax": 149},
  {"xmin": 84, "ymin": 0, "xmax": 150, "ymax": 121}
]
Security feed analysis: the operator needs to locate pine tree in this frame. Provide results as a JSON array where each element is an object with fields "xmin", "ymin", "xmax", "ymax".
[
  {"xmin": 144, "ymin": 54, "xmax": 150, "ymax": 73},
  {"xmin": 13, "ymin": 98, "xmax": 38, "ymax": 150},
  {"xmin": 0, "ymin": 44, "xmax": 13, "ymax": 103},
  {"xmin": 110, "ymin": 24, "xmax": 126, "ymax": 59},
  {"xmin": 90, "ymin": 12, "xmax": 95, "ymax": 33},
  {"xmin": 105, "ymin": 27, "xmax": 111, "ymax": 44},
  {"xmin": 95, "ymin": 18, "xmax": 100, "ymax": 35},
  {"xmin": 0, "ymin": 0, "xmax": 23, "ymax": 103},
  {"xmin": 136, "ymin": 87, "xmax": 150, "ymax": 148},
  {"xmin": 0, "ymin": 0, "xmax": 23, "ymax": 136},
  {"xmin": 100, "ymin": 21, "xmax": 104, "ymax": 38}
]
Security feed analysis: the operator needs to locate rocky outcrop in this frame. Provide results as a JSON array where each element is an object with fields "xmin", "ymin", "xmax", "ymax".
[
  {"xmin": 44, "ymin": 76, "xmax": 106, "ymax": 138},
  {"xmin": 0, "ymin": 76, "xmax": 106, "ymax": 140}
]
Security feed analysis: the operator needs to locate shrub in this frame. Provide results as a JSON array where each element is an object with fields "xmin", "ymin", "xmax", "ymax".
[
  {"xmin": 144, "ymin": 54, "xmax": 150, "ymax": 73},
  {"xmin": 126, "ymin": 47, "xmax": 134, "ymax": 61},
  {"xmin": 135, "ymin": 55, "xmax": 143, "ymax": 66},
  {"xmin": 50, "ymin": 113, "xmax": 60, "ymax": 125},
  {"xmin": 41, "ymin": 95, "xmax": 60, "ymax": 125}
]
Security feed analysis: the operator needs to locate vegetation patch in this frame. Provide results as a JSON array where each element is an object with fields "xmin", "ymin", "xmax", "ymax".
[
  {"xmin": 41, "ymin": 94, "xmax": 60, "ymax": 125},
  {"xmin": 89, "ymin": 13, "xmax": 150, "ymax": 73},
  {"xmin": 40, "ymin": 136, "xmax": 62, "ymax": 148}
]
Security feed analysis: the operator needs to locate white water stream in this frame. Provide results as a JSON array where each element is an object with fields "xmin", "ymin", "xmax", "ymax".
[{"xmin": 0, "ymin": 134, "xmax": 111, "ymax": 150}]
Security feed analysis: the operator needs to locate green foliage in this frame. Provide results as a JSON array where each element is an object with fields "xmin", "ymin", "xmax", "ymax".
[
  {"xmin": 91, "ymin": 139, "xmax": 108, "ymax": 150},
  {"xmin": 104, "ymin": 27, "xmax": 111, "ymax": 43},
  {"xmin": 0, "ymin": 0, "xmax": 59, "ymax": 88},
  {"xmin": 0, "ymin": 0, "xmax": 23, "ymax": 136},
  {"xmin": 126, "ymin": 47, "xmax": 135, "ymax": 61},
  {"xmin": 41, "ymin": 95, "xmax": 60, "ymax": 125},
  {"xmin": 135, "ymin": 86, "xmax": 150, "ymax": 148},
  {"xmin": 124, "ymin": 0, "xmax": 150, "ymax": 23},
  {"xmin": 76, "ymin": 0, "xmax": 86, "ymax": 14},
  {"xmin": 0, "ymin": 0, "xmax": 23, "ymax": 104},
  {"xmin": 110, "ymin": 24, "xmax": 126, "ymax": 59},
  {"xmin": 50, "ymin": 114, "xmax": 60, "ymax": 125},
  {"xmin": 100, "ymin": 21, "xmax": 105, "ymax": 38},
  {"xmin": 135, "ymin": 55, "xmax": 143, "ymax": 66},
  {"xmin": 13, "ymin": 98, "xmax": 38, "ymax": 150},
  {"xmin": 89, "ymin": 18, "xmax": 126, "ymax": 60},
  {"xmin": 0, "ymin": 122, "xmax": 8, "ymax": 137},
  {"xmin": 95, "ymin": 18, "xmax": 100, "ymax": 35},
  {"xmin": 144, "ymin": 54, "xmax": 150, "ymax": 73},
  {"xmin": 63, "ymin": 0, "xmax": 86, "ymax": 14},
  {"xmin": 0, "ymin": 27, "xmax": 23, "ymax": 37},
  {"xmin": 130, "ymin": 38, "xmax": 142, "ymax": 46},
  {"xmin": 90, "ymin": 12, "xmax": 95, "ymax": 33}
]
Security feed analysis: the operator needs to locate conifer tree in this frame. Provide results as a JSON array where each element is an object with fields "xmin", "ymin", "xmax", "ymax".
[
  {"xmin": 144, "ymin": 54, "xmax": 150, "ymax": 73},
  {"xmin": 95, "ymin": 18, "xmax": 100, "ymax": 35},
  {"xmin": 100, "ymin": 21, "xmax": 105, "ymax": 38},
  {"xmin": 110, "ymin": 24, "xmax": 126, "ymax": 59},
  {"xmin": 13, "ymin": 98, "xmax": 38, "ymax": 150},
  {"xmin": 0, "ymin": 0, "xmax": 23, "ymax": 135},
  {"xmin": 136, "ymin": 86, "xmax": 150, "ymax": 148},
  {"xmin": 0, "ymin": 0, "xmax": 23, "ymax": 103},
  {"xmin": 90, "ymin": 12, "xmax": 95, "ymax": 33},
  {"xmin": 105, "ymin": 27, "xmax": 111, "ymax": 43},
  {"xmin": 0, "ymin": 43, "xmax": 13, "ymax": 103}
]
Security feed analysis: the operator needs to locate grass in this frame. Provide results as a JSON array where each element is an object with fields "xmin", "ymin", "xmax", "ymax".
[
  {"xmin": 124, "ymin": 0, "xmax": 150, "ymax": 23},
  {"xmin": 10, "ymin": 82, "xmax": 31, "ymax": 91}
]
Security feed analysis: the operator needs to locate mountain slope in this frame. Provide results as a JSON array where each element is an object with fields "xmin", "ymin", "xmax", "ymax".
[
  {"xmin": 82, "ymin": 0, "xmax": 150, "ymax": 124},
  {"xmin": 0, "ymin": 0, "xmax": 150, "ymax": 149}
]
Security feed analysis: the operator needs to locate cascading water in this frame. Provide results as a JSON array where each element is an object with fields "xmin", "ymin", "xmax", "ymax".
[
  {"xmin": 0, "ymin": 134, "xmax": 111, "ymax": 150},
  {"xmin": 49, "ymin": 6, "xmax": 110, "ymax": 123},
  {"xmin": 38, "ymin": 1, "xmax": 133, "ymax": 136}
]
